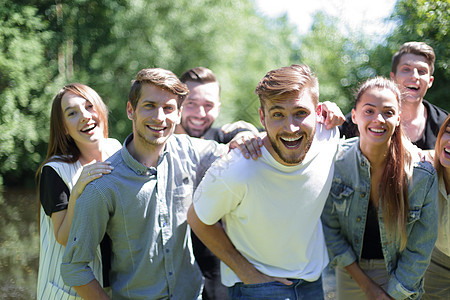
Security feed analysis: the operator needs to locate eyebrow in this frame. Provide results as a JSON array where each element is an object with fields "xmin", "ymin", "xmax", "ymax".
[{"xmin": 362, "ymin": 103, "xmax": 397, "ymax": 109}]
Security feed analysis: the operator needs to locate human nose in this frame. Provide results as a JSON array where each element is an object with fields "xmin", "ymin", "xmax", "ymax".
[
  {"xmin": 153, "ymin": 107, "xmax": 165, "ymax": 122},
  {"xmin": 411, "ymin": 68, "xmax": 420, "ymax": 79},
  {"xmin": 286, "ymin": 116, "xmax": 300, "ymax": 132},
  {"xmin": 196, "ymin": 105, "xmax": 207, "ymax": 117},
  {"xmin": 374, "ymin": 112, "xmax": 385, "ymax": 123},
  {"xmin": 80, "ymin": 107, "xmax": 92, "ymax": 121}
]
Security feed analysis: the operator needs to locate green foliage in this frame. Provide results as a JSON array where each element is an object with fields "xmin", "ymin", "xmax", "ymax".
[
  {"xmin": 387, "ymin": 0, "xmax": 449, "ymax": 111},
  {"xmin": 299, "ymin": 12, "xmax": 375, "ymax": 114},
  {"xmin": 0, "ymin": 3, "xmax": 56, "ymax": 186},
  {"xmin": 1, "ymin": 0, "xmax": 449, "ymax": 187}
]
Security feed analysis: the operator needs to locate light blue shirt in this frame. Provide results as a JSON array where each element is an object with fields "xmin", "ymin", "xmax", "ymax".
[
  {"xmin": 322, "ymin": 138, "xmax": 438, "ymax": 300},
  {"xmin": 61, "ymin": 134, "xmax": 226, "ymax": 300}
]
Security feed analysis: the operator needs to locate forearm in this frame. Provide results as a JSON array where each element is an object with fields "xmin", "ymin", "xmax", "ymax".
[
  {"xmin": 345, "ymin": 262, "xmax": 393, "ymax": 299},
  {"xmin": 73, "ymin": 279, "xmax": 109, "ymax": 300},
  {"xmin": 55, "ymin": 194, "xmax": 77, "ymax": 245},
  {"xmin": 187, "ymin": 205, "xmax": 269, "ymax": 284}
]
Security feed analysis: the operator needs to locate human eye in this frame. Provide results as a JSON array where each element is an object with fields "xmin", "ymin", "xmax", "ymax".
[
  {"xmin": 400, "ymin": 66, "xmax": 410, "ymax": 73},
  {"xmin": 272, "ymin": 112, "xmax": 283, "ymax": 118},
  {"xmin": 164, "ymin": 105, "xmax": 176, "ymax": 113},
  {"xmin": 296, "ymin": 110, "xmax": 308, "ymax": 117},
  {"xmin": 364, "ymin": 108, "xmax": 374, "ymax": 115},
  {"xmin": 384, "ymin": 110, "xmax": 395, "ymax": 117}
]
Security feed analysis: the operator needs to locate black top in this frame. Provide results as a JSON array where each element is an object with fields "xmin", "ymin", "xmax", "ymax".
[
  {"xmin": 339, "ymin": 100, "xmax": 448, "ymax": 150},
  {"xmin": 361, "ymin": 203, "xmax": 384, "ymax": 259},
  {"xmin": 203, "ymin": 127, "xmax": 250, "ymax": 144},
  {"xmin": 40, "ymin": 166, "xmax": 70, "ymax": 216}
]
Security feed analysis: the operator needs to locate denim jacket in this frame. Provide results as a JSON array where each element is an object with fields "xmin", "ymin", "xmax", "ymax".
[{"xmin": 321, "ymin": 138, "xmax": 438, "ymax": 300}]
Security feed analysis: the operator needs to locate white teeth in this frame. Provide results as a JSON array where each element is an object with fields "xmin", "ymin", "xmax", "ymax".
[
  {"xmin": 190, "ymin": 119, "xmax": 204, "ymax": 126},
  {"xmin": 281, "ymin": 136, "xmax": 301, "ymax": 142},
  {"xmin": 81, "ymin": 124, "xmax": 95, "ymax": 132},
  {"xmin": 445, "ymin": 148, "xmax": 450, "ymax": 154},
  {"xmin": 369, "ymin": 128, "xmax": 385, "ymax": 133},
  {"xmin": 407, "ymin": 86, "xmax": 419, "ymax": 90},
  {"xmin": 149, "ymin": 126, "xmax": 164, "ymax": 131}
]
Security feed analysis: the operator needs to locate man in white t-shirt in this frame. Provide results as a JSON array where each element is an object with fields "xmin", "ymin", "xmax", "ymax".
[{"xmin": 187, "ymin": 64, "xmax": 340, "ymax": 299}]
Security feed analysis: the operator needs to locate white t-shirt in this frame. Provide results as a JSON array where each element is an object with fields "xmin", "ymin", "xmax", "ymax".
[{"xmin": 193, "ymin": 124, "xmax": 339, "ymax": 287}]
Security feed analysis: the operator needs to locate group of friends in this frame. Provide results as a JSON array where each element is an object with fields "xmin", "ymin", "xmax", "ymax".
[{"xmin": 35, "ymin": 41, "xmax": 449, "ymax": 300}]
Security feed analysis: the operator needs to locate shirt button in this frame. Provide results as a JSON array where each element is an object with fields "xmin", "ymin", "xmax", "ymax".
[
  {"xmin": 169, "ymin": 272, "xmax": 173, "ymax": 276},
  {"xmin": 360, "ymin": 193, "xmax": 366, "ymax": 198},
  {"xmin": 361, "ymin": 161, "xmax": 365, "ymax": 167},
  {"xmin": 165, "ymin": 249, "xmax": 170, "ymax": 253},
  {"xmin": 355, "ymin": 239, "xmax": 359, "ymax": 244},
  {"xmin": 356, "ymin": 217, "xmax": 361, "ymax": 222}
]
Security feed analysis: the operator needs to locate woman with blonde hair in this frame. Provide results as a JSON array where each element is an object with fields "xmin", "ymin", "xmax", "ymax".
[
  {"xmin": 36, "ymin": 83, "xmax": 121, "ymax": 299},
  {"xmin": 322, "ymin": 77, "xmax": 438, "ymax": 299}
]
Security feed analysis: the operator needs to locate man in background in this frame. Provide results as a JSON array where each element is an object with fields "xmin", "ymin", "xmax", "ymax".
[{"xmin": 339, "ymin": 41, "xmax": 448, "ymax": 150}]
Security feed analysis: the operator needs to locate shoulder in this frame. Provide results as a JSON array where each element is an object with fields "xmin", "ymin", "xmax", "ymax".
[
  {"xmin": 205, "ymin": 148, "xmax": 252, "ymax": 180},
  {"xmin": 412, "ymin": 159, "xmax": 437, "ymax": 176},
  {"xmin": 423, "ymin": 100, "xmax": 448, "ymax": 121}
]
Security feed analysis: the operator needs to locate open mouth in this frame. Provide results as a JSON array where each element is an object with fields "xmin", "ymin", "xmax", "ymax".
[
  {"xmin": 369, "ymin": 128, "xmax": 386, "ymax": 134},
  {"xmin": 444, "ymin": 148, "xmax": 450, "ymax": 155},
  {"xmin": 405, "ymin": 85, "xmax": 420, "ymax": 92},
  {"xmin": 188, "ymin": 118, "xmax": 207, "ymax": 129},
  {"xmin": 147, "ymin": 125, "xmax": 166, "ymax": 132},
  {"xmin": 81, "ymin": 124, "xmax": 96, "ymax": 133},
  {"xmin": 280, "ymin": 136, "xmax": 303, "ymax": 149}
]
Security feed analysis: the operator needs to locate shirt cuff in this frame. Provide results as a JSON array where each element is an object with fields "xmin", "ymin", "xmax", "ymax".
[{"xmin": 61, "ymin": 262, "xmax": 96, "ymax": 287}]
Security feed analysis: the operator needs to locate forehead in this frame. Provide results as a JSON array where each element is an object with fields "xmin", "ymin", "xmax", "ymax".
[
  {"xmin": 61, "ymin": 92, "xmax": 88, "ymax": 109},
  {"xmin": 397, "ymin": 53, "xmax": 431, "ymax": 71},
  {"xmin": 265, "ymin": 90, "xmax": 316, "ymax": 111},
  {"xmin": 358, "ymin": 88, "xmax": 399, "ymax": 107},
  {"xmin": 186, "ymin": 81, "xmax": 220, "ymax": 103},
  {"xmin": 139, "ymin": 83, "xmax": 178, "ymax": 105}
]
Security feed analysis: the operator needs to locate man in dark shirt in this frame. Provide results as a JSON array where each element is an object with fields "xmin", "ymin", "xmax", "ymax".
[
  {"xmin": 175, "ymin": 67, "xmax": 260, "ymax": 300},
  {"xmin": 340, "ymin": 42, "xmax": 448, "ymax": 150}
]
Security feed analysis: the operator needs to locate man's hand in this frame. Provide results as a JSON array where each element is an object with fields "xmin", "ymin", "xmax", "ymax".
[
  {"xmin": 228, "ymin": 131, "xmax": 264, "ymax": 160},
  {"xmin": 319, "ymin": 101, "xmax": 345, "ymax": 130}
]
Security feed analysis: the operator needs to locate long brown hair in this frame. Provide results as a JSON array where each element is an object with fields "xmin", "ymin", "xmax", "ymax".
[
  {"xmin": 35, "ymin": 83, "xmax": 109, "ymax": 178},
  {"xmin": 355, "ymin": 77, "xmax": 412, "ymax": 250},
  {"xmin": 434, "ymin": 115, "xmax": 450, "ymax": 178}
]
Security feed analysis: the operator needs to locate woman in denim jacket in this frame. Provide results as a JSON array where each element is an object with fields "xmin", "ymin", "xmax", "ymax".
[{"xmin": 322, "ymin": 77, "xmax": 438, "ymax": 300}]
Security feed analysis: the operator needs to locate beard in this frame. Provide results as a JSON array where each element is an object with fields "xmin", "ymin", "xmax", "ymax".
[
  {"xmin": 268, "ymin": 127, "xmax": 315, "ymax": 165},
  {"xmin": 180, "ymin": 118, "xmax": 212, "ymax": 138}
]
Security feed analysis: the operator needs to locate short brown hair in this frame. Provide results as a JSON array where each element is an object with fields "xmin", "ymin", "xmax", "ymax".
[
  {"xmin": 180, "ymin": 67, "xmax": 218, "ymax": 85},
  {"xmin": 255, "ymin": 64, "xmax": 319, "ymax": 109},
  {"xmin": 391, "ymin": 42, "xmax": 435, "ymax": 75},
  {"xmin": 128, "ymin": 68, "xmax": 189, "ymax": 109}
]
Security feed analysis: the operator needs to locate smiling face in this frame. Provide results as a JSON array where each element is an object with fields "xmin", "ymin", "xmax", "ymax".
[
  {"xmin": 260, "ymin": 90, "xmax": 317, "ymax": 166},
  {"xmin": 179, "ymin": 81, "xmax": 220, "ymax": 137},
  {"xmin": 61, "ymin": 91, "xmax": 104, "ymax": 148},
  {"xmin": 352, "ymin": 87, "xmax": 400, "ymax": 149},
  {"xmin": 127, "ymin": 83, "xmax": 180, "ymax": 150},
  {"xmin": 390, "ymin": 53, "xmax": 434, "ymax": 105},
  {"xmin": 438, "ymin": 123, "xmax": 450, "ymax": 170}
]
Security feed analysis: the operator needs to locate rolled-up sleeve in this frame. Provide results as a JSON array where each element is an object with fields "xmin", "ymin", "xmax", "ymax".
[{"xmin": 61, "ymin": 183, "xmax": 110, "ymax": 287}]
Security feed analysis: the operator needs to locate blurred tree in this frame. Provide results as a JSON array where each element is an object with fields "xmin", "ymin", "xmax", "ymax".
[
  {"xmin": 0, "ymin": 2, "xmax": 55, "ymax": 186},
  {"xmin": 298, "ymin": 12, "xmax": 374, "ymax": 114}
]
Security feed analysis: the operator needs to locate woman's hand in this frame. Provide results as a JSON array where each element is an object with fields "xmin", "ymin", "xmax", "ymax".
[{"xmin": 72, "ymin": 161, "xmax": 114, "ymax": 199}]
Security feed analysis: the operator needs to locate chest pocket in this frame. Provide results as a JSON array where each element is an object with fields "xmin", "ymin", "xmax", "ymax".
[
  {"xmin": 329, "ymin": 181, "xmax": 354, "ymax": 217},
  {"xmin": 172, "ymin": 179, "xmax": 194, "ymax": 214}
]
